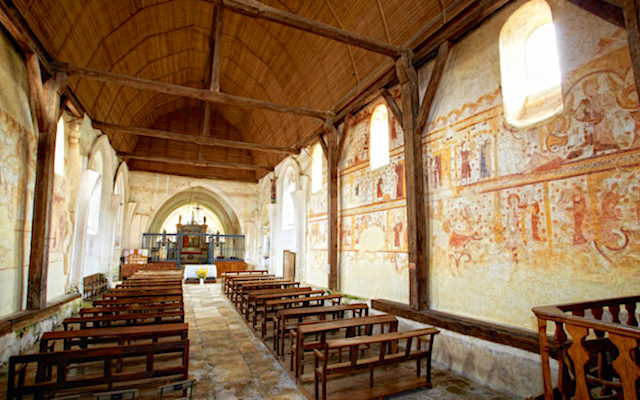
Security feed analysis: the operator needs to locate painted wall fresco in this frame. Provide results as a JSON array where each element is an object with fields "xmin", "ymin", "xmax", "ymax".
[
  {"xmin": 336, "ymin": 98, "xmax": 409, "ymax": 303},
  {"xmin": 424, "ymin": 3, "xmax": 640, "ymax": 330},
  {"xmin": 306, "ymin": 152, "xmax": 329, "ymax": 288},
  {"xmin": 0, "ymin": 31, "xmax": 36, "ymax": 316}
]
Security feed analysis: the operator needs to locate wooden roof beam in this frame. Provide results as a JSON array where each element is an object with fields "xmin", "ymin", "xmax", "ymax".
[
  {"xmin": 54, "ymin": 62, "xmax": 333, "ymax": 120},
  {"xmin": 566, "ymin": 0, "xmax": 624, "ymax": 27},
  {"xmin": 117, "ymin": 152, "xmax": 273, "ymax": 171},
  {"xmin": 127, "ymin": 164, "xmax": 259, "ymax": 183},
  {"xmin": 94, "ymin": 121, "xmax": 296, "ymax": 155},
  {"xmin": 221, "ymin": 0, "xmax": 404, "ymax": 57},
  {"xmin": 201, "ymin": 1, "xmax": 224, "ymax": 137}
]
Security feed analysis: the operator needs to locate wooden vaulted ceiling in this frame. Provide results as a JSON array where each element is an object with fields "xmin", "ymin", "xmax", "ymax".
[{"xmin": 8, "ymin": 0, "xmax": 473, "ymax": 181}]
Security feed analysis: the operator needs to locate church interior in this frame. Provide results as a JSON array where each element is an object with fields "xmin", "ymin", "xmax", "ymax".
[{"xmin": 0, "ymin": 0, "xmax": 639, "ymax": 398}]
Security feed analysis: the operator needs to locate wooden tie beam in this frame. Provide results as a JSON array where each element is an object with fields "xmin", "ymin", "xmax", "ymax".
[{"xmin": 117, "ymin": 152, "xmax": 273, "ymax": 171}]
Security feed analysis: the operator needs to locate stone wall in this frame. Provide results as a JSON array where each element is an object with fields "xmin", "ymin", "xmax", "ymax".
[{"xmin": 126, "ymin": 171, "xmax": 260, "ymax": 267}]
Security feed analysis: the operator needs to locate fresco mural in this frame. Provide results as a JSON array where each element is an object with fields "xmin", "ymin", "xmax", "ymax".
[{"xmin": 425, "ymin": 37, "xmax": 640, "ymax": 329}]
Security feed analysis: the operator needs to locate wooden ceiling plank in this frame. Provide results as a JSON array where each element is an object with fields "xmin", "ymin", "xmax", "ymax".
[
  {"xmin": 221, "ymin": 0, "xmax": 403, "ymax": 57},
  {"xmin": 56, "ymin": 62, "xmax": 332, "ymax": 119},
  {"xmin": 119, "ymin": 152, "xmax": 272, "ymax": 171},
  {"xmin": 94, "ymin": 121, "xmax": 297, "ymax": 154}
]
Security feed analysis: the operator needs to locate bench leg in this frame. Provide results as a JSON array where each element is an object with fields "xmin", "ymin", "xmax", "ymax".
[{"xmin": 370, "ymin": 367, "xmax": 374, "ymax": 387}]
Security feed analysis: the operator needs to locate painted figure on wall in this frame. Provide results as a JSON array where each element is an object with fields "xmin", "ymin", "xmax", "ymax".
[
  {"xmin": 478, "ymin": 135, "xmax": 491, "ymax": 179},
  {"xmin": 377, "ymin": 177, "xmax": 384, "ymax": 200},
  {"xmin": 270, "ymin": 177, "xmax": 277, "ymax": 204},
  {"xmin": 459, "ymin": 141, "xmax": 471, "ymax": 184},
  {"xmin": 395, "ymin": 162, "xmax": 404, "ymax": 198},
  {"xmin": 599, "ymin": 182, "xmax": 622, "ymax": 245},
  {"xmin": 567, "ymin": 185, "xmax": 588, "ymax": 245},
  {"xmin": 431, "ymin": 155, "xmax": 441, "ymax": 188}
]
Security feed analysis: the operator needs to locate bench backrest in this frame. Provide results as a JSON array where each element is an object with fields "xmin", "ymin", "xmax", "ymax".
[
  {"xmin": 266, "ymin": 293, "xmax": 341, "ymax": 307},
  {"xmin": 7, "ymin": 340, "xmax": 189, "ymax": 399}
]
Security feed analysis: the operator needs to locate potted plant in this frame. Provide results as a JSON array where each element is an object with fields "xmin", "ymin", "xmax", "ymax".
[{"xmin": 196, "ymin": 267, "xmax": 208, "ymax": 285}]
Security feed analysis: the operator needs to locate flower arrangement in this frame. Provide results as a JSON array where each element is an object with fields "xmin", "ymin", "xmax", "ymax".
[{"xmin": 196, "ymin": 267, "xmax": 208, "ymax": 280}]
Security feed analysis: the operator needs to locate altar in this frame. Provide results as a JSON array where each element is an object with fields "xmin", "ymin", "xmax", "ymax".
[{"xmin": 183, "ymin": 264, "xmax": 217, "ymax": 281}]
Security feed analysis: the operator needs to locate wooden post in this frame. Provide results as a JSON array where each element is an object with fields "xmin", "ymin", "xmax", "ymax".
[
  {"xmin": 324, "ymin": 120, "xmax": 339, "ymax": 291},
  {"xmin": 26, "ymin": 54, "xmax": 66, "ymax": 310},
  {"xmin": 396, "ymin": 51, "xmax": 428, "ymax": 310},
  {"xmin": 622, "ymin": 0, "xmax": 640, "ymax": 101}
]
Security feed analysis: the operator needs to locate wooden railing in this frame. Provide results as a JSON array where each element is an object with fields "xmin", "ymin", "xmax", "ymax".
[{"xmin": 533, "ymin": 296, "xmax": 640, "ymax": 400}]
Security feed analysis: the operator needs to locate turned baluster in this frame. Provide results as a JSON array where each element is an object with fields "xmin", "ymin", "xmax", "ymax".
[
  {"xmin": 566, "ymin": 324, "xmax": 591, "ymax": 400},
  {"xmin": 592, "ymin": 307, "xmax": 605, "ymax": 338},
  {"xmin": 624, "ymin": 303, "xmax": 638, "ymax": 327},
  {"xmin": 537, "ymin": 318, "xmax": 555, "ymax": 400},
  {"xmin": 554, "ymin": 321, "xmax": 572, "ymax": 397},
  {"xmin": 609, "ymin": 334, "xmax": 640, "ymax": 400},
  {"xmin": 610, "ymin": 304, "xmax": 621, "ymax": 324},
  {"xmin": 573, "ymin": 309, "xmax": 585, "ymax": 317}
]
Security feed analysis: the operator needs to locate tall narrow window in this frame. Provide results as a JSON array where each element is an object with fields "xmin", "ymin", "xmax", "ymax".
[
  {"xmin": 54, "ymin": 117, "xmax": 65, "ymax": 176},
  {"xmin": 370, "ymin": 104, "xmax": 390, "ymax": 170},
  {"xmin": 311, "ymin": 143, "xmax": 322, "ymax": 193},
  {"xmin": 500, "ymin": 0, "xmax": 563, "ymax": 128}
]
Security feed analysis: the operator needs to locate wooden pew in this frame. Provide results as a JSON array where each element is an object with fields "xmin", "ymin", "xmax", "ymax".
[
  {"xmin": 260, "ymin": 294, "xmax": 343, "ymax": 338},
  {"xmin": 273, "ymin": 304, "xmax": 369, "ymax": 357},
  {"xmin": 115, "ymin": 282, "xmax": 182, "ymax": 289},
  {"xmin": 291, "ymin": 314, "xmax": 398, "ymax": 378},
  {"xmin": 102, "ymin": 288, "xmax": 183, "ymax": 298},
  {"xmin": 7, "ymin": 340, "xmax": 189, "ymax": 400},
  {"xmin": 93, "ymin": 295, "xmax": 183, "ymax": 307},
  {"xmin": 232, "ymin": 280, "xmax": 299, "ymax": 306},
  {"xmin": 313, "ymin": 328, "xmax": 439, "ymax": 400},
  {"xmin": 229, "ymin": 278, "xmax": 287, "ymax": 303},
  {"xmin": 224, "ymin": 274, "xmax": 275, "ymax": 296},
  {"xmin": 39, "ymin": 323, "xmax": 188, "ymax": 352},
  {"xmin": 63, "ymin": 310, "xmax": 185, "ymax": 330},
  {"xmin": 83, "ymin": 273, "xmax": 108, "ymax": 300},
  {"xmin": 80, "ymin": 303, "xmax": 184, "ymax": 317},
  {"xmin": 248, "ymin": 289, "xmax": 325, "ymax": 326},
  {"xmin": 241, "ymin": 286, "xmax": 313, "ymax": 316}
]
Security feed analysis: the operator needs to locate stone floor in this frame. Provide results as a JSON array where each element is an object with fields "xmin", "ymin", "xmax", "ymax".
[{"xmin": 0, "ymin": 284, "xmax": 516, "ymax": 399}]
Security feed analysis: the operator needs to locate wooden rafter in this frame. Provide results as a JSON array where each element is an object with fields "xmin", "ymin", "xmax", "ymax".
[
  {"xmin": 127, "ymin": 164, "xmax": 259, "ymax": 183},
  {"xmin": 94, "ymin": 121, "xmax": 296, "ymax": 155},
  {"xmin": 201, "ymin": 1, "xmax": 224, "ymax": 137},
  {"xmin": 396, "ymin": 51, "xmax": 428, "ymax": 311},
  {"xmin": 0, "ymin": 1, "xmax": 52, "ymax": 71},
  {"xmin": 566, "ymin": 0, "xmax": 624, "ymax": 28},
  {"xmin": 117, "ymin": 152, "xmax": 273, "ymax": 171},
  {"xmin": 323, "ymin": 119, "xmax": 339, "ymax": 291},
  {"xmin": 622, "ymin": 0, "xmax": 640, "ymax": 100},
  {"xmin": 381, "ymin": 89, "xmax": 403, "ymax": 127},
  {"xmin": 416, "ymin": 41, "xmax": 450, "ymax": 135},
  {"xmin": 26, "ymin": 53, "xmax": 67, "ymax": 310},
  {"xmin": 54, "ymin": 63, "xmax": 333, "ymax": 120},
  {"xmin": 221, "ymin": 0, "xmax": 404, "ymax": 57}
]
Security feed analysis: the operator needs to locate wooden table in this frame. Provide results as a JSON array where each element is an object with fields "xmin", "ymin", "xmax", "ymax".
[
  {"xmin": 40, "ymin": 322, "xmax": 188, "ymax": 352},
  {"xmin": 292, "ymin": 314, "xmax": 398, "ymax": 377},
  {"xmin": 273, "ymin": 303, "xmax": 369, "ymax": 357}
]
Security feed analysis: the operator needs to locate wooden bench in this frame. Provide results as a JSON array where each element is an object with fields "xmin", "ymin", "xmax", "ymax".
[
  {"xmin": 224, "ymin": 274, "xmax": 276, "ymax": 296},
  {"xmin": 260, "ymin": 294, "xmax": 343, "ymax": 337},
  {"xmin": 63, "ymin": 310, "xmax": 185, "ymax": 330},
  {"xmin": 93, "ymin": 295, "xmax": 183, "ymax": 307},
  {"xmin": 80, "ymin": 303, "xmax": 184, "ymax": 317},
  {"xmin": 241, "ymin": 286, "xmax": 312, "ymax": 315},
  {"xmin": 273, "ymin": 304, "xmax": 369, "ymax": 357},
  {"xmin": 101, "ymin": 288, "xmax": 183, "ymax": 298},
  {"xmin": 40, "ymin": 323, "xmax": 188, "ymax": 352},
  {"xmin": 83, "ymin": 273, "xmax": 108, "ymax": 300},
  {"xmin": 291, "ymin": 314, "xmax": 398, "ymax": 378},
  {"xmin": 7, "ymin": 340, "xmax": 189, "ymax": 400},
  {"xmin": 227, "ymin": 276, "xmax": 280, "ymax": 298},
  {"xmin": 248, "ymin": 289, "xmax": 325, "ymax": 326},
  {"xmin": 313, "ymin": 328, "xmax": 439, "ymax": 400},
  {"xmin": 231, "ymin": 279, "xmax": 291, "ymax": 305}
]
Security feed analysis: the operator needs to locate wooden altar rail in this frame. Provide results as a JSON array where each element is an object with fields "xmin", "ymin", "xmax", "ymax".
[{"xmin": 533, "ymin": 295, "xmax": 640, "ymax": 400}]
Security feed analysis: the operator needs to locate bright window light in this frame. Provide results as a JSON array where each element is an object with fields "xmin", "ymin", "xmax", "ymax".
[
  {"xmin": 369, "ymin": 104, "xmax": 390, "ymax": 170},
  {"xmin": 525, "ymin": 23, "xmax": 561, "ymax": 96},
  {"xmin": 54, "ymin": 117, "xmax": 65, "ymax": 176},
  {"xmin": 311, "ymin": 143, "xmax": 323, "ymax": 193}
]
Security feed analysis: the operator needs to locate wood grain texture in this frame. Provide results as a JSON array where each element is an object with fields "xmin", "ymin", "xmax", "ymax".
[
  {"xmin": 623, "ymin": 0, "xmax": 640, "ymax": 101},
  {"xmin": 325, "ymin": 120, "xmax": 339, "ymax": 291}
]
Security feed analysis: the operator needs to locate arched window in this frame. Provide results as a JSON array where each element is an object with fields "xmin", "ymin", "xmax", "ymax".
[
  {"xmin": 311, "ymin": 143, "xmax": 323, "ymax": 193},
  {"xmin": 370, "ymin": 104, "xmax": 390, "ymax": 170},
  {"xmin": 54, "ymin": 117, "xmax": 65, "ymax": 176},
  {"xmin": 499, "ymin": 0, "xmax": 562, "ymax": 128},
  {"xmin": 282, "ymin": 169, "xmax": 296, "ymax": 229}
]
